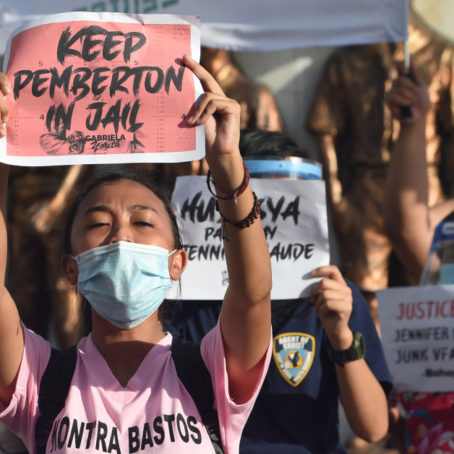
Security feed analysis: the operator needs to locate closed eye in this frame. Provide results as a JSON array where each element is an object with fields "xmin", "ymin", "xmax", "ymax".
[
  {"xmin": 87, "ymin": 222, "xmax": 110, "ymax": 229},
  {"xmin": 134, "ymin": 221, "xmax": 153, "ymax": 227}
]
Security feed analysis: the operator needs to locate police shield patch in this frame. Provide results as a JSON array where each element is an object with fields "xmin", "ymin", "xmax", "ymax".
[{"xmin": 273, "ymin": 332, "xmax": 315, "ymax": 387}]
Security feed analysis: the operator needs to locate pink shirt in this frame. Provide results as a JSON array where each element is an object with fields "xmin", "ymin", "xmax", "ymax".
[{"xmin": 0, "ymin": 323, "xmax": 271, "ymax": 454}]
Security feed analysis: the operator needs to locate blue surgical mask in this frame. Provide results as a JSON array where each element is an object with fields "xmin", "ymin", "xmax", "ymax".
[{"xmin": 73, "ymin": 241, "xmax": 175, "ymax": 329}]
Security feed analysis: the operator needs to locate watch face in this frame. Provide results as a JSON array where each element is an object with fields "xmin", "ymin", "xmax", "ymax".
[{"xmin": 353, "ymin": 332, "xmax": 366, "ymax": 358}]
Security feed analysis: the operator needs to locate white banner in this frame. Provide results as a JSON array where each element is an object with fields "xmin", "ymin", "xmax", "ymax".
[
  {"xmin": 0, "ymin": 0, "xmax": 408, "ymax": 54},
  {"xmin": 377, "ymin": 285, "xmax": 454, "ymax": 392},
  {"xmin": 168, "ymin": 176, "xmax": 330, "ymax": 300}
]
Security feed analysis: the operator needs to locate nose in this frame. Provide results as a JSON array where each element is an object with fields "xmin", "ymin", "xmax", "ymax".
[{"xmin": 107, "ymin": 222, "xmax": 133, "ymax": 244}]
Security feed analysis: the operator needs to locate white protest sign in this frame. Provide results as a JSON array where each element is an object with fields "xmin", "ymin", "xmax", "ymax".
[
  {"xmin": 0, "ymin": 12, "xmax": 204, "ymax": 166},
  {"xmin": 0, "ymin": 1, "xmax": 408, "ymax": 54},
  {"xmin": 377, "ymin": 285, "xmax": 454, "ymax": 392},
  {"xmin": 167, "ymin": 176, "xmax": 330, "ymax": 300}
]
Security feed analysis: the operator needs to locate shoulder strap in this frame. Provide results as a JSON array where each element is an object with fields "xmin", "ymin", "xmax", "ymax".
[
  {"xmin": 171, "ymin": 337, "xmax": 223, "ymax": 454},
  {"xmin": 35, "ymin": 346, "xmax": 78, "ymax": 454}
]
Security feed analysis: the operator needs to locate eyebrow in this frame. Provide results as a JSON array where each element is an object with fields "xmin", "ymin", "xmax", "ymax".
[
  {"xmin": 82, "ymin": 204, "xmax": 159, "ymax": 216},
  {"xmin": 130, "ymin": 204, "xmax": 159, "ymax": 214}
]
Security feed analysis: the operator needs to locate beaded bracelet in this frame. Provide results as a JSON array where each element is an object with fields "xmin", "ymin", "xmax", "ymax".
[
  {"xmin": 215, "ymin": 192, "xmax": 261, "ymax": 240},
  {"xmin": 206, "ymin": 163, "xmax": 250, "ymax": 207}
]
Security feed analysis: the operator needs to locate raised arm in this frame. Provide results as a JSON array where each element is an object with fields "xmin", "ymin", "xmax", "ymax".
[
  {"xmin": 0, "ymin": 74, "xmax": 24, "ymax": 406},
  {"xmin": 384, "ymin": 63, "xmax": 454, "ymax": 278},
  {"xmin": 311, "ymin": 266, "xmax": 388, "ymax": 442},
  {"xmin": 183, "ymin": 55, "xmax": 272, "ymax": 403}
]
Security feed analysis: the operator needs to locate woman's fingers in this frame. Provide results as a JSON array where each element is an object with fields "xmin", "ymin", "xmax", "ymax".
[
  {"xmin": 311, "ymin": 265, "xmax": 344, "ymax": 283},
  {"xmin": 0, "ymin": 73, "xmax": 11, "ymax": 98},
  {"xmin": 182, "ymin": 54, "xmax": 225, "ymax": 96},
  {"xmin": 0, "ymin": 73, "xmax": 10, "ymax": 137},
  {"xmin": 182, "ymin": 55, "xmax": 241, "ymax": 161},
  {"xmin": 312, "ymin": 298, "xmax": 351, "ymax": 317},
  {"xmin": 187, "ymin": 92, "xmax": 240, "ymax": 125},
  {"xmin": 312, "ymin": 285, "xmax": 351, "ymax": 307},
  {"xmin": 310, "ymin": 266, "xmax": 352, "ymax": 319}
]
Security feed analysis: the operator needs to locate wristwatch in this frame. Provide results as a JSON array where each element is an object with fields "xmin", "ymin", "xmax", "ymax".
[{"xmin": 327, "ymin": 332, "xmax": 366, "ymax": 367}]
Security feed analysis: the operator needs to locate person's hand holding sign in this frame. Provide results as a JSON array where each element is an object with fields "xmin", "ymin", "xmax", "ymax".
[
  {"xmin": 311, "ymin": 265, "xmax": 353, "ymax": 350},
  {"xmin": 0, "ymin": 73, "xmax": 11, "ymax": 138},
  {"xmin": 385, "ymin": 62, "xmax": 430, "ymax": 126},
  {"xmin": 310, "ymin": 265, "xmax": 389, "ymax": 442}
]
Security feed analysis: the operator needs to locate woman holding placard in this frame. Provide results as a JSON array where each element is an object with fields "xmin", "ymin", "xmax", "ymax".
[{"xmin": 0, "ymin": 55, "xmax": 272, "ymax": 454}]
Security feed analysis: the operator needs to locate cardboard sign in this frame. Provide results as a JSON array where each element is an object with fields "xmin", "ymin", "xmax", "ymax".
[
  {"xmin": 167, "ymin": 176, "xmax": 330, "ymax": 300},
  {"xmin": 0, "ymin": 12, "xmax": 204, "ymax": 166},
  {"xmin": 377, "ymin": 285, "xmax": 454, "ymax": 392}
]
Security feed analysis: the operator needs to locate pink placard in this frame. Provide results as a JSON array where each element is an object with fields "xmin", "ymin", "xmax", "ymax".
[{"xmin": 1, "ymin": 13, "xmax": 204, "ymax": 166}]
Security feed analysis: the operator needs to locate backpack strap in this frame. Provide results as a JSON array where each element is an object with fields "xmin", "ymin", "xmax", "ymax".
[
  {"xmin": 35, "ymin": 346, "xmax": 77, "ymax": 454},
  {"xmin": 171, "ymin": 337, "xmax": 223, "ymax": 454}
]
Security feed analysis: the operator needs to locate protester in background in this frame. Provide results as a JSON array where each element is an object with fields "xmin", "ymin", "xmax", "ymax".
[
  {"xmin": 162, "ymin": 129, "xmax": 311, "ymax": 340},
  {"xmin": 384, "ymin": 62, "xmax": 454, "ymax": 453},
  {"xmin": 384, "ymin": 62, "xmax": 454, "ymax": 280},
  {"xmin": 0, "ymin": 56, "xmax": 272, "ymax": 453},
  {"xmin": 305, "ymin": 14, "xmax": 454, "ymax": 328},
  {"xmin": 165, "ymin": 128, "xmax": 392, "ymax": 454}
]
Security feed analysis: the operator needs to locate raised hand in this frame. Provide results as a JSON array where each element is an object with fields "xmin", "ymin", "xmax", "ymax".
[
  {"xmin": 310, "ymin": 265, "xmax": 353, "ymax": 350},
  {"xmin": 182, "ymin": 54, "xmax": 242, "ymax": 188},
  {"xmin": 385, "ymin": 61, "xmax": 430, "ymax": 125}
]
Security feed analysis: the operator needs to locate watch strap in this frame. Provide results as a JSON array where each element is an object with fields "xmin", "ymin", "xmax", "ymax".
[{"xmin": 327, "ymin": 332, "xmax": 366, "ymax": 367}]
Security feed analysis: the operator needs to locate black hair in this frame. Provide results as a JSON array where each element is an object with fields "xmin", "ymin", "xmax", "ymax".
[
  {"xmin": 239, "ymin": 128, "xmax": 310, "ymax": 160},
  {"xmin": 62, "ymin": 164, "xmax": 183, "ymax": 326}
]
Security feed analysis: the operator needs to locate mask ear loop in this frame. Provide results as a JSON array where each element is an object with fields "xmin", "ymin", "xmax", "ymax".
[{"xmin": 62, "ymin": 255, "xmax": 81, "ymax": 318}]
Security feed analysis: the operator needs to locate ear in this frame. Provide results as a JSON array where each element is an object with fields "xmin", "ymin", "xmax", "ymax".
[
  {"xmin": 169, "ymin": 249, "xmax": 188, "ymax": 281},
  {"xmin": 61, "ymin": 255, "xmax": 78, "ymax": 285}
]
